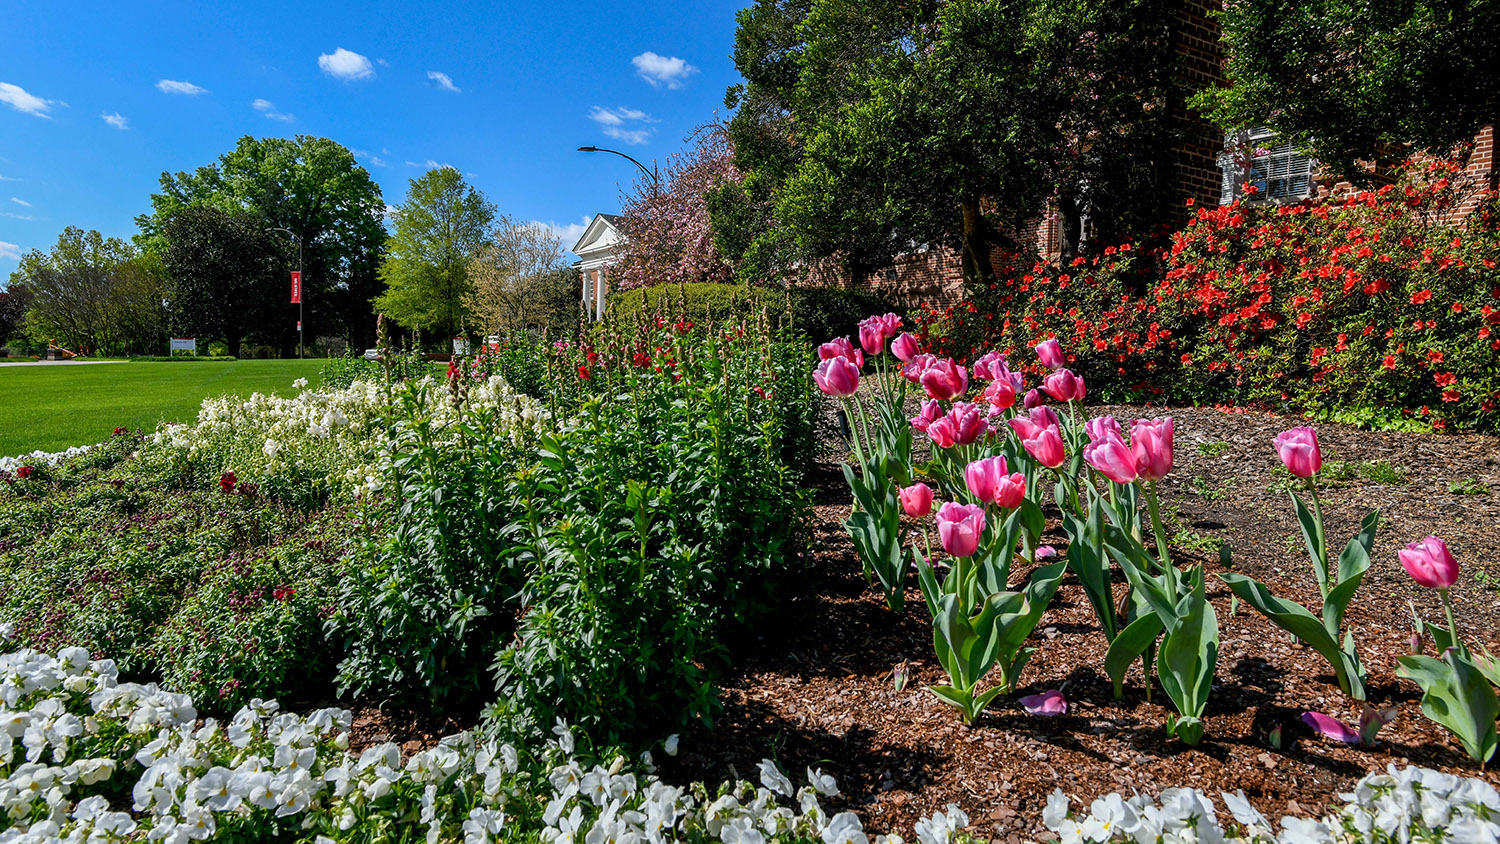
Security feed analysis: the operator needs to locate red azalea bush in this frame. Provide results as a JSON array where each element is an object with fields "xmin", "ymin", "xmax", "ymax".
[{"xmin": 916, "ymin": 161, "xmax": 1500, "ymax": 429}]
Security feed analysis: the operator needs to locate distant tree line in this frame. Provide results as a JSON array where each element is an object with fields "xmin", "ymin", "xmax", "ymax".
[{"xmin": 1, "ymin": 135, "xmax": 578, "ymax": 357}]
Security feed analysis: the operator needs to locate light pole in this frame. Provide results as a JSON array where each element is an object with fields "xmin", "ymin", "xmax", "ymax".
[
  {"xmin": 577, "ymin": 146, "xmax": 659, "ymax": 190},
  {"xmin": 268, "ymin": 227, "xmax": 304, "ymax": 359}
]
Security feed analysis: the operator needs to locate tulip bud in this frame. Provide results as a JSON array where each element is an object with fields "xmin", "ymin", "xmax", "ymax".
[
  {"xmin": 1398, "ymin": 536, "xmax": 1459, "ymax": 589},
  {"xmin": 891, "ymin": 333, "xmax": 920, "ymax": 363},
  {"xmin": 1273, "ymin": 427, "xmax": 1322, "ymax": 478},
  {"xmin": 1042, "ymin": 369, "xmax": 1086, "ymax": 403},
  {"xmin": 935, "ymin": 502, "xmax": 986, "ymax": 558},
  {"xmin": 813, "ymin": 357, "xmax": 860, "ymax": 397},
  {"xmin": 1128, "ymin": 417, "xmax": 1175, "ymax": 481},
  {"xmin": 1035, "ymin": 338, "xmax": 1065, "ymax": 370},
  {"xmin": 1023, "ymin": 388, "xmax": 1044, "ymax": 410},
  {"xmin": 899, "ymin": 483, "xmax": 935, "ymax": 518}
]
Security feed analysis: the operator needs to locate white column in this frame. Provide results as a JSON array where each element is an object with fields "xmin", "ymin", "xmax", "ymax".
[
  {"xmin": 581, "ymin": 270, "xmax": 591, "ymax": 316},
  {"xmin": 595, "ymin": 267, "xmax": 606, "ymax": 321}
]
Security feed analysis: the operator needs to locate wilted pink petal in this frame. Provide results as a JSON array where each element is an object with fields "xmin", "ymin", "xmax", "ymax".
[
  {"xmin": 1020, "ymin": 690, "xmax": 1067, "ymax": 716},
  {"xmin": 1035, "ymin": 545, "xmax": 1058, "ymax": 560},
  {"xmin": 1301, "ymin": 712, "xmax": 1359, "ymax": 744}
]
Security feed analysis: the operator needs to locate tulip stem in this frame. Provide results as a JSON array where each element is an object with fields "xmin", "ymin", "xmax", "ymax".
[
  {"xmin": 1144, "ymin": 481, "xmax": 1173, "ymax": 576},
  {"xmin": 1306, "ymin": 477, "xmax": 1330, "ymax": 598},
  {"xmin": 1441, "ymin": 588, "xmax": 1466, "ymax": 658}
]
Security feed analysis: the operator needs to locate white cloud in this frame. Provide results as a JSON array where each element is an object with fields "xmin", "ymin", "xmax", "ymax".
[
  {"xmin": 352, "ymin": 148, "xmax": 388, "ymax": 168},
  {"xmin": 318, "ymin": 48, "xmax": 374, "ymax": 80},
  {"xmin": 588, "ymin": 106, "xmax": 654, "ymax": 145},
  {"xmin": 426, "ymin": 71, "xmax": 460, "ymax": 93},
  {"xmin": 156, "ymin": 79, "xmax": 208, "ymax": 95},
  {"xmin": 631, "ymin": 52, "xmax": 698, "ymax": 89},
  {"xmin": 541, "ymin": 216, "xmax": 592, "ymax": 250},
  {"xmin": 0, "ymin": 82, "xmax": 57, "ymax": 117},
  {"xmin": 251, "ymin": 99, "xmax": 295, "ymax": 122},
  {"xmin": 100, "ymin": 111, "xmax": 129, "ymax": 130},
  {"xmin": 405, "ymin": 159, "xmax": 455, "ymax": 170},
  {"xmin": 0, "ymin": 212, "xmax": 33, "ymax": 221},
  {"xmin": 0, "ymin": 241, "xmax": 20, "ymax": 261},
  {"xmin": 0, "ymin": 174, "xmax": 19, "ymax": 182},
  {"xmin": 10, "ymin": 197, "xmax": 29, "ymax": 207}
]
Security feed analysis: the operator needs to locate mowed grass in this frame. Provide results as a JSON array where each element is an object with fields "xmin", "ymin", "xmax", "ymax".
[{"xmin": 0, "ymin": 359, "xmax": 326, "ymax": 456}]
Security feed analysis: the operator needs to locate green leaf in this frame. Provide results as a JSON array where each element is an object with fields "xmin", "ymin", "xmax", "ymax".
[
  {"xmin": 1323, "ymin": 535, "xmax": 1371, "ymax": 637},
  {"xmin": 1220, "ymin": 572, "xmax": 1365, "ymax": 700},
  {"xmin": 1398, "ymin": 652, "xmax": 1500, "ymax": 764},
  {"xmin": 926, "ymin": 684, "xmax": 976, "ymax": 720},
  {"xmin": 1105, "ymin": 612, "xmax": 1165, "ymax": 699},
  {"xmin": 1156, "ymin": 568, "xmax": 1218, "ymax": 723},
  {"xmin": 1289, "ymin": 490, "xmax": 1328, "ymax": 590}
]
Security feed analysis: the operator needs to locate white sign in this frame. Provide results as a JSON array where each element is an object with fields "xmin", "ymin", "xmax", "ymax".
[
  {"xmin": 452, "ymin": 337, "xmax": 470, "ymax": 356},
  {"xmin": 169, "ymin": 337, "xmax": 197, "ymax": 354}
]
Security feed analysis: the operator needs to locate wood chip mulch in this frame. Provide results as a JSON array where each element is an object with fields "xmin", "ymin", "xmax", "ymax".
[{"xmin": 657, "ymin": 404, "xmax": 1500, "ymax": 841}]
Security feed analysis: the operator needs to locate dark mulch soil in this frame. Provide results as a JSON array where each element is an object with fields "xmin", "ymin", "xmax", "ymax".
[{"xmin": 657, "ymin": 404, "xmax": 1500, "ymax": 841}]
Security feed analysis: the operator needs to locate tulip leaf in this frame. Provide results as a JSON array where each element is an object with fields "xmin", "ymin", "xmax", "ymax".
[
  {"xmin": 1105, "ymin": 612, "xmax": 1165, "ymax": 699},
  {"xmin": 1063, "ymin": 498, "xmax": 1117, "ymax": 642},
  {"xmin": 1156, "ymin": 568, "xmax": 1218, "ymax": 730},
  {"xmin": 1323, "ymin": 535, "xmax": 1371, "ymax": 636},
  {"xmin": 1475, "ymin": 647, "xmax": 1500, "ymax": 691},
  {"xmin": 1017, "ymin": 497, "xmax": 1046, "ymax": 543},
  {"xmin": 913, "ymin": 547, "xmax": 945, "ymax": 619},
  {"xmin": 1220, "ymin": 571, "xmax": 1365, "ymax": 701},
  {"xmin": 1398, "ymin": 652, "xmax": 1499, "ymax": 764},
  {"xmin": 926, "ymin": 684, "xmax": 974, "ymax": 719},
  {"xmin": 1289, "ymin": 490, "xmax": 1328, "ymax": 590}
]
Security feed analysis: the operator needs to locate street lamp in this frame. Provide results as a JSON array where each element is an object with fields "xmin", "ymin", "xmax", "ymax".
[
  {"xmin": 577, "ymin": 146, "xmax": 659, "ymax": 189},
  {"xmin": 268, "ymin": 226, "xmax": 304, "ymax": 359}
]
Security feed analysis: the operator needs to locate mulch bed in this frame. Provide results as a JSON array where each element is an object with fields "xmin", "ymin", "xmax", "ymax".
[{"xmin": 657, "ymin": 404, "xmax": 1500, "ymax": 841}]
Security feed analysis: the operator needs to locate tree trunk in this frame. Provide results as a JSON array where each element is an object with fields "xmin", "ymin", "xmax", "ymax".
[
  {"xmin": 226, "ymin": 329, "xmax": 243, "ymax": 359},
  {"xmin": 958, "ymin": 197, "xmax": 996, "ymax": 290}
]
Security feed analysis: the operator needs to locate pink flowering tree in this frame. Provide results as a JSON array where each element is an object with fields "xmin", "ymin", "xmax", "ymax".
[{"xmin": 612, "ymin": 123, "xmax": 741, "ymax": 292}]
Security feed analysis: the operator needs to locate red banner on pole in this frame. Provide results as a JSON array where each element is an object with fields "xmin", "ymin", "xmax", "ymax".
[{"xmin": 291, "ymin": 271, "xmax": 302, "ymax": 304}]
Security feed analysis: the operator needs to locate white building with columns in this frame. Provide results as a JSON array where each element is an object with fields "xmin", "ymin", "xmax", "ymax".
[{"xmin": 572, "ymin": 213, "xmax": 626, "ymax": 321}]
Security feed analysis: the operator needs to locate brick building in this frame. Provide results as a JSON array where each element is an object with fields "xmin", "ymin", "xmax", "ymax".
[{"xmin": 829, "ymin": 0, "xmax": 1496, "ymax": 310}]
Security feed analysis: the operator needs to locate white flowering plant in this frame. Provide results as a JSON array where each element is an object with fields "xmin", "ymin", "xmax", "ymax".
[{"xmin": 0, "ymin": 642, "xmax": 870, "ymax": 844}]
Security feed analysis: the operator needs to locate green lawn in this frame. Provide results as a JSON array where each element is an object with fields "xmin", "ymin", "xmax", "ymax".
[{"xmin": 0, "ymin": 359, "xmax": 327, "ymax": 456}]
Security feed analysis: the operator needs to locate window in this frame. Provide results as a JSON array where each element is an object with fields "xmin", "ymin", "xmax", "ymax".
[{"xmin": 1218, "ymin": 127, "xmax": 1315, "ymax": 204}]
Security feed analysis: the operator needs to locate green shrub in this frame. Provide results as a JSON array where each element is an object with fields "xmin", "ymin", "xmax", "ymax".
[
  {"xmin": 319, "ymin": 349, "xmax": 435, "ymax": 389},
  {"xmin": 126, "ymin": 355, "xmax": 239, "ymax": 362},
  {"xmin": 606, "ymin": 281, "xmax": 905, "ymax": 349}
]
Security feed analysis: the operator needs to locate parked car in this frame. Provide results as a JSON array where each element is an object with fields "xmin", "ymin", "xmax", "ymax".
[{"xmin": 362, "ymin": 348, "xmax": 380, "ymax": 361}]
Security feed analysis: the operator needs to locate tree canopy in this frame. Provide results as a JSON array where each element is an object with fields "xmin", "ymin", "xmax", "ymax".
[
  {"xmin": 1195, "ymin": 0, "xmax": 1500, "ymax": 181},
  {"xmin": 721, "ymin": 0, "xmax": 1176, "ymax": 286},
  {"xmin": 137, "ymin": 135, "xmax": 387, "ymax": 346},
  {"xmin": 162, "ymin": 206, "xmax": 296, "ymax": 357},
  {"xmin": 7, "ymin": 228, "xmax": 169, "ymax": 355},
  {"xmin": 465, "ymin": 216, "xmax": 576, "ymax": 334},
  {"xmin": 374, "ymin": 168, "xmax": 496, "ymax": 342}
]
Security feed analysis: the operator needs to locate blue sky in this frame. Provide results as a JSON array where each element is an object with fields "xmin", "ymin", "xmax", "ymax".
[{"xmin": 0, "ymin": 0, "xmax": 748, "ymax": 277}]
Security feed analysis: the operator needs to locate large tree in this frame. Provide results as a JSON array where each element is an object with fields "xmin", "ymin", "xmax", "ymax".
[
  {"xmin": 162, "ymin": 206, "xmax": 295, "ymax": 357},
  {"xmin": 374, "ymin": 168, "xmax": 495, "ymax": 343},
  {"xmin": 614, "ymin": 124, "xmax": 739, "ymax": 292},
  {"xmin": 9, "ymin": 228, "xmax": 170, "ymax": 355},
  {"xmin": 465, "ymin": 216, "xmax": 575, "ymax": 333},
  {"xmin": 137, "ymin": 135, "xmax": 388, "ymax": 349},
  {"xmin": 723, "ymin": 0, "xmax": 1176, "ymax": 285},
  {"xmin": 1195, "ymin": 0, "xmax": 1500, "ymax": 182},
  {"xmin": 0, "ymin": 283, "xmax": 35, "ymax": 347}
]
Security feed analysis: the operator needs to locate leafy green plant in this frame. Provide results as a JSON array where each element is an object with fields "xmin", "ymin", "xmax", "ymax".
[
  {"xmin": 1449, "ymin": 477, "xmax": 1490, "ymax": 496},
  {"xmin": 1197, "ymin": 441, "xmax": 1232, "ymax": 458},
  {"xmin": 1222, "ymin": 453, "xmax": 1377, "ymax": 701}
]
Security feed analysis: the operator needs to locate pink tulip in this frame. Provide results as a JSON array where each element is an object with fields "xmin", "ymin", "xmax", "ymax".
[
  {"xmin": 971, "ymin": 351, "xmax": 1006, "ymax": 382},
  {"xmin": 1399, "ymin": 536, "xmax": 1459, "ymax": 589},
  {"xmin": 1042, "ymin": 369, "xmax": 1086, "ymax": 403},
  {"xmin": 813, "ymin": 357, "xmax": 860, "ymax": 397},
  {"xmin": 946, "ymin": 402, "xmax": 987, "ymax": 445},
  {"xmin": 926, "ymin": 417, "xmax": 957, "ymax": 448},
  {"xmin": 1274, "ymin": 427, "xmax": 1322, "ymax": 478},
  {"xmin": 900, "ymin": 482, "xmax": 934, "ymax": 518},
  {"xmin": 818, "ymin": 337, "xmax": 864, "ymax": 369},
  {"xmin": 1084, "ymin": 416, "xmax": 1122, "ymax": 444},
  {"xmin": 1084, "ymin": 430, "xmax": 1138, "ymax": 484},
  {"xmin": 1028, "ymin": 405, "xmax": 1060, "ymax": 430},
  {"xmin": 1035, "ymin": 339, "xmax": 1066, "ymax": 370},
  {"xmin": 1301, "ymin": 712, "xmax": 1360, "ymax": 744},
  {"xmin": 983, "ymin": 378, "xmax": 1016, "ymax": 410},
  {"xmin": 1129, "ymin": 417, "xmax": 1174, "ymax": 481},
  {"xmin": 902, "ymin": 353, "xmax": 937, "ymax": 384},
  {"xmin": 964, "ymin": 456, "xmax": 1009, "ymax": 503},
  {"xmin": 873, "ymin": 313, "xmax": 902, "ymax": 340},
  {"xmin": 993, "ymin": 471, "xmax": 1027, "ymax": 509},
  {"xmin": 858, "ymin": 318, "xmax": 886, "ymax": 356},
  {"xmin": 891, "ymin": 332, "xmax": 920, "ymax": 363},
  {"xmin": 936, "ymin": 502, "xmax": 986, "ymax": 558},
  {"xmin": 1010, "ymin": 416, "xmax": 1066, "ymax": 469},
  {"xmin": 920, "ymin": 359, "xmax": 969, "ymax": 401},
  {"xmin": 910, "ymin": 399, "xmax": 943, "ymax": 433},
  {"xmin": 1020, "ymin": 689, "xmax": 1067, "ymax": 716},
  {"xmin": 1022, "ymin": 388, "xmax": 1044, "ymax": 410}
]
